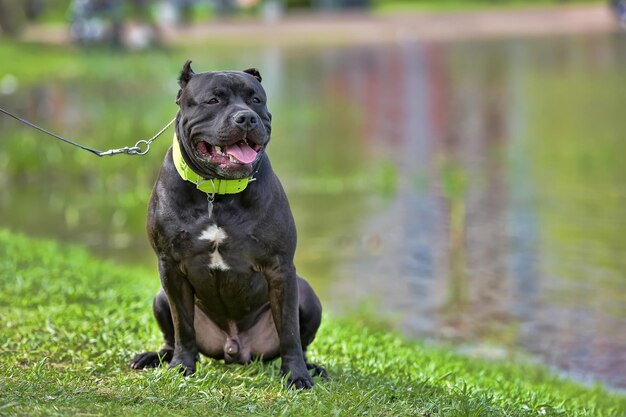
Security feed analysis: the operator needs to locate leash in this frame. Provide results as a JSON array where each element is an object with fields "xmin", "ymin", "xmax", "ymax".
[{"xmin": 0, "ymin": 105, "xmax": 175, "ymax": 157}]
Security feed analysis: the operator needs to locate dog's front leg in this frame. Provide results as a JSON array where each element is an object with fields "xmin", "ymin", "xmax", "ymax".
[
  {"xmin": 265, "ymin": 262, "xmax": 313, "ymax": 389},
  {"xmin": 158, "ymin": 258, "xmax": 197, "ymax": 376}
]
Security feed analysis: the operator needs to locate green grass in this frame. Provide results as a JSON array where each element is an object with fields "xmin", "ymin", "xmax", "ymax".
[{"xmin": 1, "ymin": 229, "xmax": 625, "ymax": 416}]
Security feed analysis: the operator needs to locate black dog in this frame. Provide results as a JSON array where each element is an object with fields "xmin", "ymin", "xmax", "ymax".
[{"xmin": 130, "ymin": 61, "xmax": 325, "ymax": 389}]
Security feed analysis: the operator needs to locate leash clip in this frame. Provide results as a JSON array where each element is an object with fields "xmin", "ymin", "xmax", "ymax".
[
  {"xmin": 101, "ymin": 139, "xmax": 152, "ymax": 156},
  {"xmin": 98, "ymin": 146, "xmax": 133, "ymax": 156},
  {"xmin": 128, "ymin": 140, "xmax": 151, "ymax": 155}
]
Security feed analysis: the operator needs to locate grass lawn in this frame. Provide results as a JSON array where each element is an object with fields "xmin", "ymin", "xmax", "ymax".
[{"xmin": 1, "ymin": 229, "xmax": 625, "ymax": 416}]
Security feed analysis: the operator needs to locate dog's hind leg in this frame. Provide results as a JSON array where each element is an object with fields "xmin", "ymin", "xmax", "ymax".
[
  {"xmin": 130, "ymin": 289, "xmax": 175, "ymax": 370},
  {"xmin": 297, "ymin": 276, "xmax": 327, "ymax": 379}
]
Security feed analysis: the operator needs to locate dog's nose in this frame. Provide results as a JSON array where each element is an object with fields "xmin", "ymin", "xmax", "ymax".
[{"xmin": 232, "ymin": 111, "xmax": 258, "ymax": 129}]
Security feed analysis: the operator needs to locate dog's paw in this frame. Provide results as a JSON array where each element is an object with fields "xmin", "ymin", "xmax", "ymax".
[
  {"xmin": 168, "ymin": 356, "xmax": 197, "ymax": 376},
  {"xmin": 130, "ymin": 350, "xmax": 171, "ymax": 370},
  {"xmin": 306, "ymin": 362, "xmax": 328, "ymax": 380},
  {"xmin": 282, "ymin": 364, "xmax": 314, "ymax": 389},
  {"xmin": 287, "ymin": 373, "xmax": 314, "ymax": 390}
]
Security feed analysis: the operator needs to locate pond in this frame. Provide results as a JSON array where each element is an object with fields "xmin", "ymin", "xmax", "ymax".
[{"xmin": 1, "ymin": 33, "xmax": 626, "ymax": 389}]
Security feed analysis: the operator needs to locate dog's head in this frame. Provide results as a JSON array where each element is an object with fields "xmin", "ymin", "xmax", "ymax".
[{"xmin": 175, "ymin": 60, "xmax": 272, "ymax": 179}]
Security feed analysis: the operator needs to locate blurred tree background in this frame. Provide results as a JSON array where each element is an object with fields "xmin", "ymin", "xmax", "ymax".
[{"xmin": 0, "ymin": 0, "xmax": 600, "ymax": 37}]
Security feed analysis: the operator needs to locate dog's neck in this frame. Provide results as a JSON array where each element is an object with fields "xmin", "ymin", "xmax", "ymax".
[{"xmin": 171, "ymin": 134, "xmax": 253, "ymax": 195}]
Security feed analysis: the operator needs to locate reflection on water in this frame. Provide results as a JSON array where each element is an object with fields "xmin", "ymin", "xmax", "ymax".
[{"xmin": 1, "ymin": 33, "xmax": 626, "ymax": 388}]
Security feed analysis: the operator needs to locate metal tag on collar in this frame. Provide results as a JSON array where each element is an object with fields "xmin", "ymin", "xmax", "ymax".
[
  {"xmin": 206, "ymin": 194, "xmax": 214, "ymax": 218},
  {"xmin": 197, "ymin": 179, "xmax": 216, "ymax": 218}
]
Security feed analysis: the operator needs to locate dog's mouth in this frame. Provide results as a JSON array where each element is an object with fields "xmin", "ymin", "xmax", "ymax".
[{"xmin": 195, "ymin": 138, "xmax": 262, "ymax": 166}]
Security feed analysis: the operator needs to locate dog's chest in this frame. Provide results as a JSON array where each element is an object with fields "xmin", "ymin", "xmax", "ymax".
[
  {"xmin": 195, "ymin": 223, "xmax": 232, "ymax": 271},
  {"xmin": 182, "ymin": 217, "xmax": 263, "ymax": 281},
  {"xmin": 181, "ymin": 219, "xmax": 269, "ymax": 314}
]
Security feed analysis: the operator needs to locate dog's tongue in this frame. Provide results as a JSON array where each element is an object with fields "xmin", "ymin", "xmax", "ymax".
[{"xmin": 223, "ymin": 141, "xmax": 257, "ymax": 164}]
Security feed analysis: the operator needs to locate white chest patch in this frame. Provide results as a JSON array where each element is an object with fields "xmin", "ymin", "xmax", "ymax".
[
  {"xmin": 198, "ymin": 224, "xmax": 230, "ymax": 271},
  {"xmin": 199, "ymin": 224, "xmax": 228, "ymax": 244}
]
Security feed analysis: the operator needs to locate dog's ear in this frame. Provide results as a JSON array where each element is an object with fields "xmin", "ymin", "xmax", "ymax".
[
  {"xmin": 176, "ymin": 60, "xmax": 195, "ymax": 105},
  {"xmin": 179, "ymin": 60, "xmax": 195, "ymax": 88},
  {"xmin": 243, "ymin": 68, "xmax": 262, "ymax": 83}
]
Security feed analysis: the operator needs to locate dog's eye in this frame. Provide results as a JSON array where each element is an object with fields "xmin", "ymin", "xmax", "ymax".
[
  {"xmin": 252, "ymin": 97, "xmax": 261, "ymax": 104},
  {"xmin": 206, "ymin": 98, "xmax": 219, "ymax": 105}
]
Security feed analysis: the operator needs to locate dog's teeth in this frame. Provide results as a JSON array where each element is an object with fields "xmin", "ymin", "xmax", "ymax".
[
  {"xmin": 215, "ymin": 146, "xmax": 222, "ymax": 154},
  {"xmin": 229, "ymin": 155, "xmax": 237, "ymax": 162}
]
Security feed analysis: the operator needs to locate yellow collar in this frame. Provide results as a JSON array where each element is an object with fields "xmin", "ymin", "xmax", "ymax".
[{"xmin": 171, "ymin": 135, "xmax": 251, "ymax": 195}]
